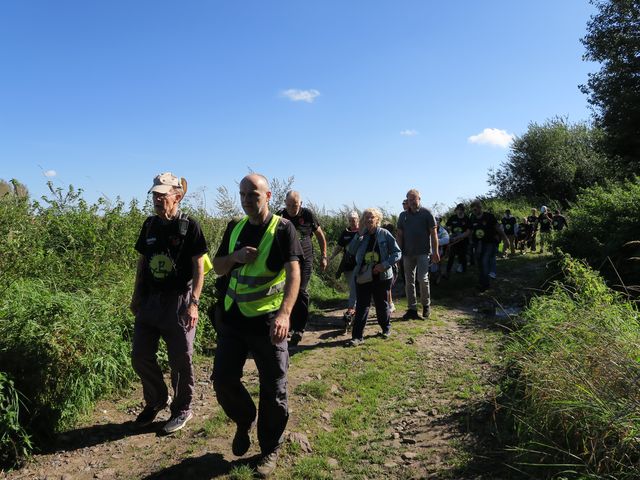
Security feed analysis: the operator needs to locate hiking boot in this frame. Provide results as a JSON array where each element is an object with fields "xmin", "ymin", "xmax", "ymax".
[
  {"xmin": 135, "ymin": 396, "xmax": 171, "ymax": 427},
  {"xmin": 256, "ymin": 449, "xmax": 280, "ymax": 478},
  {"xmin": 288, "ymin": 331, "xmax": 303, "ymax": 347},
  {"xmin": 345, "ymin": 338, "xmax": 364, "ymax": 347},
  {"xmin": 401, "ymin": 309, "xmax": 421, "ymax": 321},
  {"xmin": 162, "ymin": 410, "xmax": 193, "ymax": 434},
  {"xmin": 422, "ymin": 306, "xmax": 431, "ymax": 319},
  {"xmin": 232, "ymin": 421, "xmax": 255, "ymax": 456}
]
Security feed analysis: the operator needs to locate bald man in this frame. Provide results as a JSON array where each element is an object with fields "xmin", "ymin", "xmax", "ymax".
[
  {"xmin": 276, "ymin": 191, "xmax": 327, "ymax": 346},
  {"xmin": 213, "ymin": 174, "xmax": 303, "ymax": 477}
]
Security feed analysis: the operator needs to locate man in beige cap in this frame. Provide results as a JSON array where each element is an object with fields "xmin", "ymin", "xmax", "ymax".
[{"xmin": 130, "ymin": 172, "xmax": 208, "ymax": 434}]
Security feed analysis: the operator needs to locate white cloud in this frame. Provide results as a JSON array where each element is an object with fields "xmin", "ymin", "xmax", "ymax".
[
  {"xmin": 43, "ymin": 169, "xmax": 57, "ymax": 177},
  {"xmin": 468, "ymin": 128, "xmax": 514, "ymax": 148},
  {"xmin": 281, "ymin": 89, "xmax": 320, "ymax": 103},
  {"xmin": 400, "ymin": 129, "xmax": 419, "ymax": 136}
]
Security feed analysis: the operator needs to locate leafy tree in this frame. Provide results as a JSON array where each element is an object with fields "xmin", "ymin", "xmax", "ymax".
[
  {"xmin": 488, "ymin": 117, "xmax": 608, "ymax": 204},
  {"xmin": 581, "ymin": 0, "xmax": 640, "ymax": 176}
]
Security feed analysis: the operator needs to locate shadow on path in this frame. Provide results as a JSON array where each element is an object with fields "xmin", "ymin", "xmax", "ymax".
[{"xmin": 141, "ymin": 452, "xmax": 260, "ymax": 479}]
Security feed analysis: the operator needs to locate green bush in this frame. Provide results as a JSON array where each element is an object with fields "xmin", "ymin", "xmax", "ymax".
[
  {"xmin": 0, "ymin": 280, "xmax": 136, "ymax": 441},
  {"xmin": 503, "ymin": 255, "xmax": 640, "ymax": 478},
  {"xmin": 553, "ymin": 177, "xmax": 640, "ymax": 288},
  {"xmin": 0, "ymin": 372, "xmax": 32, "ymax": 468}
]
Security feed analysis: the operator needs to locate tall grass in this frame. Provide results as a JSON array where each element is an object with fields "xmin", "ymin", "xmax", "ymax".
[{"xmin": 503, "ymin": 255, "xmax": 640, "ymax": 478}]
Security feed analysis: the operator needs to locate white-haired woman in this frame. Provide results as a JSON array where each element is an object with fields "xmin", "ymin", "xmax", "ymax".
[
  {"xmin": 346, "ymin": 208, "xmax": 402, "ymax": 346},
  {"xmin": 329, "ymin": 211, "xmax": 360, "ymax": 329}
]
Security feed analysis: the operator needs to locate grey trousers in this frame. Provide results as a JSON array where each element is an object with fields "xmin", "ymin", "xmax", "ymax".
[
  {"xmin": 212, "ymin": 317, "xmax": 289, "ymax": 455},
  {"xmin": 132, "ymin": 289, "xmax": 196, "ymax": 416},
  {"xmin": 403, "ymin": 254, "xmax": 431, "ymax": 310}
]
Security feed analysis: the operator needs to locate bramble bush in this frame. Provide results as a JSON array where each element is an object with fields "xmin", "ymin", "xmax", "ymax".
[
  {"xmin": 553, "ymin": 177, "xmax": 640, "ymax": 289},
  {"xmin": 503, "ymin": 255, "xmax": 640, "ymax": 478}
]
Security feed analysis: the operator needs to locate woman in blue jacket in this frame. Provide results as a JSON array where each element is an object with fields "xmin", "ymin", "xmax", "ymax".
[{"xmin": 346, "ymin": 208, "xmax": 402, "ymax": 346}]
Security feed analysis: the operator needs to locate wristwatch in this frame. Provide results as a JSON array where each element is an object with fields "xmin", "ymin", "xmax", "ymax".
[{"xmin": 190, "ymin": 297, "xmax": 200, "ymax": 307}]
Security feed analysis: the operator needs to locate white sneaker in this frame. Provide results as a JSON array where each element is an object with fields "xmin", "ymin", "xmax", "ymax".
[
  {"xmin": 456, "ymin": 265, "xmax": 464, "ymax": 273},
  {"xmin": 162, "ymin": 410, "xmax": 193, "ymax": 434},
  {"xmin": 489, "ymin": 272, "xmax": 497, "ymax": 279}
]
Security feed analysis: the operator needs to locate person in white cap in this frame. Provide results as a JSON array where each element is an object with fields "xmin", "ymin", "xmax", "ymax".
[{"xmin": 130, "ymin": 172, "xmax": 208, "ymax": 434}]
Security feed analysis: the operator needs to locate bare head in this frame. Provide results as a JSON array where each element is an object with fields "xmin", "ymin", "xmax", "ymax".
[
  {"xmin": 285, "ymin": 190, "xmax": 302, "ymax": 217},
  {"xmin": 239, "ymin": 174, "xmax": 271, "ymax": 221},
  {"xmin": 471, "ymin": 200, "xmax": 483, "ymax": 216},
  {"xmin": 406, "ymin": 189, "xmax": 420, "ymax": 212}
]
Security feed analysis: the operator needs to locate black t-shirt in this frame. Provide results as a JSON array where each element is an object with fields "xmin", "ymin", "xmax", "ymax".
[
  {"xmin": 446, "ymin": 215, "xmax": 471, "ymax": 239},
  {"xmin": 501, "ymin": 216, "xmax": 517, "ymax": 235},
  {"xmin": 552, "ymin": 215, "xmax": 567, "ymax": 231},
  {"xmin": 527, "ymin": 215, "xmax": 539, "ymax": 231},
  {"xmin": 276, "ymin": 207, "xmax": 320, "ymax": 261},
  {"xmin": 538, "ymin": 213, "xmax": 553, "ymax": 233},
  {"xmin": 337, "ymin": 228, "xmax": 359, "ymax": 272},
  {"xmin": 135, "ymin": 214, "xmax": 208, "ymax": 292},
  {"xmin": 470, "ymin": 212, "xmax": 498, "ymax": 244},
  {"xmin": 517, "ymin": 223, "xmax": 528, "ymax": 239},
  {"xmin": 337, "ymin": 228, "xmax": 359, "ymax": 249},
  {"xmin": 215, "ymin": 214, "xmax": 303, "ymax": 334},
  {"xmin": 364, "ymin": 234, "xmax": 382, "ymax": 281}
]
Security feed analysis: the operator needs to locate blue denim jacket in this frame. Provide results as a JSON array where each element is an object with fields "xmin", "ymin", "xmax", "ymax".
[{"xmin": 347, "ymin": 227, "xmax": 402, "ymax": 281}]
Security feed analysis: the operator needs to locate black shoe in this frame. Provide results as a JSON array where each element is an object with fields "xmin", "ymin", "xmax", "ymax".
[
  {"xmin": 401, "ymin": 309, "xmax": 421, "ymax": 321},
  {"xmin": 422, "ymin": 306, "xmax": 431, "ymax": 319},
  {"xmin": 256, "ymin": 448, "xmax": 280, "ymax": 478},
  {"xmin": 135, "ymin": 396, "xmax": 171, "ymax": 427},
  {"xmin": 232, "ymin": 421, "xmax": 255, "ymax": 456},
  {"xmin": 288, "ymin": 331, "xmax": 303, "ymax": 347}
]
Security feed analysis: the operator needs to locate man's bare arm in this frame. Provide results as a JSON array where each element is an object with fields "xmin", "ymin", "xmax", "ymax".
[
  {"xmin": 314, "ymin": 227, "xmax": 328, "ymax": 270},
  {"xmin": 213, "ymin": 247, "xmax": 258, "ymax": 276},
  {"xmin": 270, "ymin": 260, "xmax": 301, "ymax": 344},
  {"xmin": 430, "ymin": 227, "xmax": 440, "ymax": 263}
]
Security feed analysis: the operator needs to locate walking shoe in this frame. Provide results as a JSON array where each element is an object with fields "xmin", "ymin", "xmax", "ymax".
[
  {"xmin": 345, "ymin": 338, "xmax": 364, "ymax": 347},
  {"xmin": 422, "ymin": 306, "xmax": 431, "ymax": 319},
  {"xmin": 232, "ymin": 421, "xmax": 255, "ymax": 456},
  {"xmin": 135, "ymin": 396, "xmax": 171, "ymax": 427},
  {"xmin": 456, "ymin": 264, "xmax": 464, "ymax": 273},
  {"xmin": 288, "ymin": 331, "xmax": 303, "ymax": 347},
  {"xmin": 389, "ymin": 302, "xmax": 396, "ymax": 313},
  {"xmin": 256, "ymin": 449, "xmax": 280, "ymax": 478},
  {"xmin": 488, "ymin": 272, "xmax": 497, "ymax": 279},
  {"xmin": 381, "ymin": 330, "xmax": 391, "ymax": 339},
  {"xmin": 162, "ymin": 410, "xmax": 193, "ymax": 434},
  {"xmin": 401, "ymin": 309, "xmax": 421, "ymax": 321}
]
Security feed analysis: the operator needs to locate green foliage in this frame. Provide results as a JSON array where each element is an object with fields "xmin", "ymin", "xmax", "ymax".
[
  {"xmin": 503, "ymin": 255, "xmax": 640, "ymax": 478},
  {"xmin": 0, "ymin": 280, "xmax": 136, "ymax": 443},
  {"xmin": 488, "ymin": 117, "xmax": 608, "ymax": 203},
  {"xmin": 0, "ymin": 373, "xmax": 32, "ymax": 468},
  {"xmin": 581, "ymin": 0, "xmax": 640, "ymax": 176},
  {"xmin": 553, "ymin": 177, "xmax": 640, "ymax": 286}
]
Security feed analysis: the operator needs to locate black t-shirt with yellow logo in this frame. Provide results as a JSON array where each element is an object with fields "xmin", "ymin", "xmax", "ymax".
[
  {"xmin": 470, "ymin": 212, "xmax": 498, "ymax": 244},
  {"xmin": 501, "ymin": 216, "xmax": 517, "ymax": 235},
  {"xmin": 446, "ymin": 215, "xmax": 471, "ymax": 241},
  {"xmin": 538, "ymin": 213, "xmax": 553, "ymax": 233},
  {"xmin": 135, "ymin": 214, "xmax": 208, "ymax": 292}
]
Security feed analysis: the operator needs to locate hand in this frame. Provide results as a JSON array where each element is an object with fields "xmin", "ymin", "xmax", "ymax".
[
  {"xmin": 234, "ymin": 246, "xmax": 258, "ymax": 264},
  {"xmin": 320, "ymin": 256, "xmax": 328, "ymax": 271},
  {"xmin": 270, "ymin": 312, "xmax": 290, "ymax": 344},
  {"xmin": 185, "ymin": 303, "xmax": 199, "ymax": 331},
  {"xmin": 373, "ymin": 263, "xmax": 385, "ymax": 274},
  {"xmin": 431, "ymin": 251, "xmax": 441, "ymax": 264}
]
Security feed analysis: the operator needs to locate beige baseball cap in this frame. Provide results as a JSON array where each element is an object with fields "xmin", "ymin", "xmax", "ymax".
[{"xmin": 148, "ymin": 172, "xmax": 187, "ymax": 194}]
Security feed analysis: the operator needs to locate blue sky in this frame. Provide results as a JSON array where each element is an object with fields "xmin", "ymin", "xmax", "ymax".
[{"xmin": 0, "ymin": 1, "xmax": 597, "ymax": 214}]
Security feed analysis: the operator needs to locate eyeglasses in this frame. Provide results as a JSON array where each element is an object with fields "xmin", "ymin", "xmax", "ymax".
[{"xmin": 152, "ymin": 192, "xmax": 177, "ymax": 200}]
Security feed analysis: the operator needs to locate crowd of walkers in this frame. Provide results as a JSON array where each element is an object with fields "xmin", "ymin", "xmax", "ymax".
[{"xmin": 128, "ymin": 171, "xmax": 568, "ymax": 477}]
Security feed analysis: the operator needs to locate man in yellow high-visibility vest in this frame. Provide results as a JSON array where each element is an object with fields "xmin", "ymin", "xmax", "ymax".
[{"xmin": 213, "ymin": 173, "xmax": 302, "ymax": 478}]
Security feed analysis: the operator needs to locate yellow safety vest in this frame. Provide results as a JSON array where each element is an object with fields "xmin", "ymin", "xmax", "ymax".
[{"xmin": 224, "ymin": 214, "xmax": 287, "ymax": 317}]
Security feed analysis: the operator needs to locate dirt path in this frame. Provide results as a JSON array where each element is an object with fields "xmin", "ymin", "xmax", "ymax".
[{"xmin": 3, "ymin": 256, "xmax": 548, "ymax": 480}]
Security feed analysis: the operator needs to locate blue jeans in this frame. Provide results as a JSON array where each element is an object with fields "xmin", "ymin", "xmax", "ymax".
[{"xmin": 475, "ymin": 242, "xmax": 498, "ymax": 289}]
